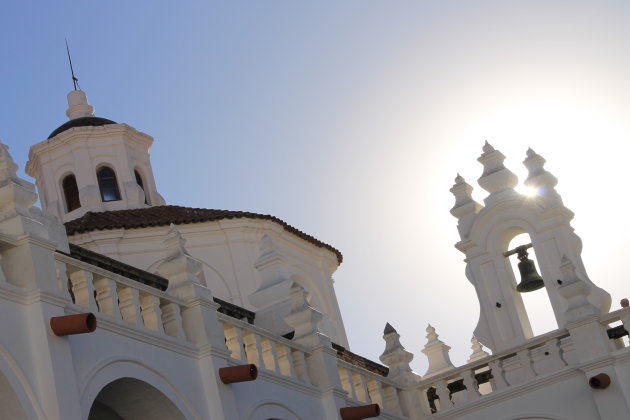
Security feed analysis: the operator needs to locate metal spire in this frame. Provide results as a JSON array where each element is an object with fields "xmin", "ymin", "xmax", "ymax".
[{"xmin": 65, "ymin": 39, "xmax": 80, "ymax": 91}]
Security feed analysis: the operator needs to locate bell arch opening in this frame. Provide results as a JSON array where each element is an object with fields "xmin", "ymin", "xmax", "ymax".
[
  {"xmin": 87, "ymin": 377, "xmax": 187, "ymax": 420},
  {"xmin": 507, "ymin": 233, "xmax": 558, "ymax": 337}
]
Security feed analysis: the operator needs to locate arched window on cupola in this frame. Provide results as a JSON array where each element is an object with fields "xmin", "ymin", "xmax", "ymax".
[
  {"xmin": 134, "ymin": 169, "xmax": 148, "ymax": 204},
  {"xmin": 62, "ymin": 174, "xmax": 81, "ymax": 212},
  {"xmin": 97, "ymin": 166, "xmax": 121, "ymax": 202}
]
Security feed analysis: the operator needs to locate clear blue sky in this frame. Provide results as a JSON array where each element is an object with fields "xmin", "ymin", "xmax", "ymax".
[{"xmin": 3, "ymin": 1, "xmax": 630, "ymax": 371}]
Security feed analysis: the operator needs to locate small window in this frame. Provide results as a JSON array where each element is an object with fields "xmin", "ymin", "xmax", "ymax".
[
  {"xmin": 134, "ymin": 169, "xmax": 148, "ymax": 204},
  {"xmin": 62, "ymin": 174, "xmax": 81, "ymax": 212},
  {"xmin": 97, "ymin": 166, "xmax": 121, "ymax": 202}
]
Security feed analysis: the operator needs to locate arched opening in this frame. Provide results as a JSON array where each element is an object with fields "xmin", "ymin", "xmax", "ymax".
[
  {"xmin": 0, "ymin": 370, "xmax": 29, "ymax": 419},
  {"xmin": 97, "ymin": 166, "xmax": 121, "ymax": 202},
  {"xmin": 134, "ymin": 169, "xmax": 148, "ymax": 204},
  {"xmin": 507, "ymin": 233, "xmax": 558, "ymax": 336},
  {"xmin": 88, "ymin": 377, "xmax": 186, "ymax": 420},
  {"xmin": 62, "ymin": 173, "xmax": 81, "ymax": 212},
  {"xmin": 248, "ymin": 402, "xmax": 301, "ymax": 420}
]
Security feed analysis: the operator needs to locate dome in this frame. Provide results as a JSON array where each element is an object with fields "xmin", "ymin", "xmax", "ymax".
[{"xmin": 48, "ymin": 116, "xmax": 117, "ymax": 139}]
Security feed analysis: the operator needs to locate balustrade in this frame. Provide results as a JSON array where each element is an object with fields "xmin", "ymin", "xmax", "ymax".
[
  {"xmin": 417, "ymin": 329, "xmax": 571, "ymax": 415},
  {"xmin": 219, "ymin": 313, "xmax": 312, "ymax": 385},
  {"xmin": 337, "ymin": 359, "xmax": 404, "ymax": 415},
  {"xmin": 57, "ymin": 253, "xmax": 188, "ymax": 342}
]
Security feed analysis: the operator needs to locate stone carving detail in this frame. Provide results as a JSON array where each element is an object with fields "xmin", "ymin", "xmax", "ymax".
[
  {"xmin": 421, "ymin": 324, "xmax": 454, "ymax": 378},
  {"xmin": 379, "ymin": 323, "xmax": 419, "ymax": 386}
]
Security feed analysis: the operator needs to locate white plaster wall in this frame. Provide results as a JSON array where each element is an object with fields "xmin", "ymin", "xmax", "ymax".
[{"xmin": 69, "ymin": 218, "xmax": 349, "ymax": 348}]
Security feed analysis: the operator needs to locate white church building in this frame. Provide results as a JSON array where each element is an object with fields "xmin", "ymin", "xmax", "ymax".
[{"xmin": 0, "ymin": 89, "xmax": 628, "ymax": 419}]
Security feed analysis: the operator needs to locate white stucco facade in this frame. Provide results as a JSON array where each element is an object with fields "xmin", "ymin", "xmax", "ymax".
[{"xmin": 0, "ymin": 90, "xmax": 629, "ymax": 419}]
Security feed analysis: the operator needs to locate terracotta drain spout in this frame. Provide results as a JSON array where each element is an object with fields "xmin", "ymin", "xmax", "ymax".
[
  {"xmin": 340, "ymin": 404, "xmax": 380, "ymax": 420},
  {"xmin": 50, "ymin": 313, "xmax": 97, "ymax": 336},
  {"xmin": 589, "ymin": 373, "xmax": 611, "ymax": 389},
  {"xmin": 219, "ymin": 364, "xmax": 258, "ymax": 384}
]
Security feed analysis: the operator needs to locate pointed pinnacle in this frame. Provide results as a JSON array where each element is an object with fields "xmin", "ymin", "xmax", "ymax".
[{"xmin": 384, "ymin": 322, "xmax": 397, "ymax": 334}]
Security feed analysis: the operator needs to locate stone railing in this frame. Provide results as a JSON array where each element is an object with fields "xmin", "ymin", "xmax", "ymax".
[
  {"xmin": 414, "ymin": 328, "xmax": 573, "ymax": 415},
  {"xmin": 218, "ymin": 313, "xmax": 312, "ymax": 385},
  {"xmin": 56, "ymin": 252, "xmax": 189, "ymax": 342},
  {"xmin": 336, "ymin": 358, "xmax": 405, "ymax": 416}
]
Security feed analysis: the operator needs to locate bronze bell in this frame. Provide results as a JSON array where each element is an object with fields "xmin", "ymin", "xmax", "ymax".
[{"xmin": 516, "ymin": 250, "xmax": 545, "ymax": 293}]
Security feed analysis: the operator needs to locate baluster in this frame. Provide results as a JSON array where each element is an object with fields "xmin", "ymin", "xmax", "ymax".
[
  {"xmin": 0, "ymin": 255, "xmax": 7, "ymax": 285},
  {"xmin": 276, "ymin": 344, "xmax": 296, "ymax": 378},
  {"xmin": 434, "ymin": 379, "xmax": 453, "ymax": 412},
  {"xmin": 118, "ymin": 286, "xmax": 143, "ymax": 325},
  {"xmin": 93, "ymin": 276, "xmax": 121, "ymax": 319},
  {"xmin": 352, "ymin": 371, "xmax": 369, "ymax": 402},
  {"xmin": 161, "ymin": 302, "xmax": 185, "ymax": 340},
  {"xmin": 621, "ymin": 311, "xmax": 630, "ymax": 340},
  {"xmin": 242, "ymin": 331, "xmax": 263, "ymax": 367},
  {"xmin": 223, "ymin": 324, "xmax": 245, "ymax": 361},
  {"xmin": 545, "ymin": 338, "xmax": 566, "ymax": 372},
  {"xmin": 366, "ymin": 379, "xmax": 385, "ymax": 407},
  {"xmin": 68, "ymin": 269, "xmax": 98, "ymax": 311},
  {"xmin": 488, "ymin": 360, "xmax": 508, "ymax": 391},
  {"xmin": 418, "ymin": 387, "xmax": 434, "ymax": 415},
  {"xmin": 461, "ymin": 369, "xmax": 480, "ymax": 402},
  {"xmin": 139, "ymin": 293, "xmax": 164, "ymax": 333},
  {"xmin": 338, "ymin": 366, "xmax": 356, "ymax": 399},
  {"xmin": 517, "ymin": 349, "xmax": 536, "ymax": 382},
  {"xmin": 382, "ymin": 385, "xmax": 402, "ymax": 415},
  {"xmin": 291, "ymin": 350, "xmax": 311, "ymax": 384},
  {"xmin": 260, "ymin": 338, "xmax": 279, "ymax": 372},
  {"xmin": 54, "ymin": 260, "xmax": 70, "ymax": 298}
]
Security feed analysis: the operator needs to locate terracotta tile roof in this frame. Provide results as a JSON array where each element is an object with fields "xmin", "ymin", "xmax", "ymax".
[{"xmin": 65, "ymin": 205, "xmax": 343, "ymax": 264}]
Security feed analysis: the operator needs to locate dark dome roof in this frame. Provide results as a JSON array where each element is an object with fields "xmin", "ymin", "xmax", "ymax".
[{"xmin": 48, "ymin": 116, "xmax": 117, "ymax": 139}]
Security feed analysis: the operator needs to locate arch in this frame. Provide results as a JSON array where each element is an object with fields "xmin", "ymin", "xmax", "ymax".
[
  {"xmin": 97, "ymin": 166, "xmax": 122, "ymax": 202},
  {"xmin": 147, "ymin": 255, "xmax": 233, "ymax": 299},
  {"xmin": 247, "ymin": 400, "xmax": 302, "ymax": 420},
  {"xmin": 81, "ymin": 358, "xmax": 200, "ymax": 420},
  {"xmin": 87, "ymin": 378, "xmax": 186, "ymax": 420},
  {"xmin": 134, "ymin": 169, "xmax": 149, "ymax": 204},
  {"xmin": 0, "ymin": 346, "xmax": 45, "ymax": 420},
  {"xmin": 500, "ymin": 416, "xmax": 564, "ymax": 420},
  {"xmin": 62, "ymin": 173, "xmax": 81, "ymax": 212}
]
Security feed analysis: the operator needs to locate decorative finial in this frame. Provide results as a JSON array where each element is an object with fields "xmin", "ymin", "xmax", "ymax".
[
  {"xmin": 523, "ymin": 147, "xmax": 561, "ymax": 205},
  {"xmin": 0, "ymin": 142, "xmax": 20, "ymax": 186},
  {"xmin": 477, "ymin": 141, "xmax": 519, "ymax": 204},
  {"xmin": 164, "ymin": 223, "xmax": 189, "ymax": 259},
  {"xmin": 468, "ymin": 336, "xmax": 490, "ymax": 362},
  {"xmin": 421, "ymin": 323, "xmax": 454, "ymax": 378},
  {"xmin": 482, "ymin": 140, "xmax": 495, "ymax": 154},
  {"xmin": 380, "ymin": 322, "xmax": 418, "ymax": 385},
  {"xmin": 384, "ymin": 322, "xmax": 397, "ymax": 335},
  {"xmin": 450, "ymin": 172, "xmax": 483, "ymax": 236},
  {"xmin": 426, "ymin": 324, "xmax": 438, "ymax": 342}
]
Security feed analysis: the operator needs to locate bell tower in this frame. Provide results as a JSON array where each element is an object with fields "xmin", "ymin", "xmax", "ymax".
[
  {"xmin": 26, "ymin": 90, "xmax": 165, "ymax": 223},
  {"xmin": 450, "ymin": 142, "xmax": 611, "ymax": 353}
]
